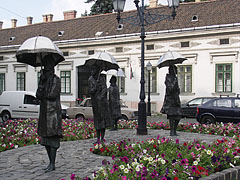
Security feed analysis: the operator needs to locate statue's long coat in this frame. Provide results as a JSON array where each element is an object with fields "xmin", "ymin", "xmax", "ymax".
[
  {"xmin": 161, "ymin": 73, "xmax": 182, "ymax": 116},
  {"xmin": 88, "ymin": 74, "xmax": 111, "ymax": 129},
  {"xmin": 108, "ymin": 84, "xmax": 122, "ymax": 121},
  {"xmin": 36, "ymin": 74, "xmax": 62, "ymax": 137}
]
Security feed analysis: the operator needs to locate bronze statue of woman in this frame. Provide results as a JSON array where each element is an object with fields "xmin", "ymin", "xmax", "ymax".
[
  {"xmin": 36, "ymin": 55, "xmax": 62, "ymax": 172},
  {"xmin": 161, "ymin": 65, "xmax": 182, "ymax": 136}
]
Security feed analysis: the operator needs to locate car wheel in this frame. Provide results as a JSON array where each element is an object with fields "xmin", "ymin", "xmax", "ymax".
[
  {"xmin": 120, "ymin": 115, "xmax": 128, "ymax": 121},
  {"xmin": 76, "ymin": 114, "xmax": 85, "ymax": 120},
  {"xmin": 1, "ymin": 111, "xmax": 10, "ymax": 122},
  {"xmin": 201, "ymin": 115, "xmax": 215, "ymax": 125}
]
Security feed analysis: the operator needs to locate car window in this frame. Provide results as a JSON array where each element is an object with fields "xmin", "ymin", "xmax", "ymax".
[
  {"xmin": 24, "ymin": 95, "xmax": 37, "ymax": 105},
  {"xmin": 188, "ymin": 98, "xmax": 202, "ymax": 106},
  {"xmin": 85, "ymin": 99, "xmax": 92, "ymax": 107},
  {"xmin": 203, "ymin": 98, "xmax": 212, "ymax": 104},
  {"xmin": 234, "ymin": 99, "xmax": 240, "ymax": 108},
  {"xmin": 213, "ymin": 99, "xmax": 232, "ymax": 108}
]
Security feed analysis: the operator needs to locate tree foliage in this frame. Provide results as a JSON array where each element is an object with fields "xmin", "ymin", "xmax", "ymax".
[{"xmin": 85, "ymin": 0, "xmax": 113, "ymax": 15}]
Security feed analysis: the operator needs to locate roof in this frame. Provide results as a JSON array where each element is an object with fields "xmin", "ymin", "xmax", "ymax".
[{"xmin": 0, "ymin": 0, "xmax": 239, "ymax": 47}]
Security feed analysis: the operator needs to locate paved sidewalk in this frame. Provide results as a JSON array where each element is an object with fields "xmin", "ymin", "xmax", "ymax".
[{"xmin": 0, "ymin": 129, "xmax": 225, "ymax": 180}]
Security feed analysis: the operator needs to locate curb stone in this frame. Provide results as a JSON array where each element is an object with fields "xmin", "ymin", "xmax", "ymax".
[{"xmin": 199, "ymin": 166, "xmax": 240, "ymax": 180}]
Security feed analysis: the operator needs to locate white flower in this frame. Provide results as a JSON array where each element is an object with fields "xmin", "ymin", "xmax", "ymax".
[
  {"xmin": 120, "ymin": 165, "xmax": 125, "ymax": 170},
  {"xmin": 197, "ymin": 158, "xmax": 200, "ymax": 162},
  {"xmin": 143, "ymin": 149, "xmax": 147, "ymax": 154},
  {"xmin": 135, "ymin": 165, "xmax": 140, "ymax": 172},
  {"xmin": 149, "ymin": 157, "xmax": 153, "ymax": 162},
  {"xmin": 161, "ymin": 159, "xmax": 166, "ymax": 165},
  {"xmin": 206, "ymin": 150, "xmax": 212, "ymax": 155},
  {"xmin": 193, "ymin": 161, "xmax": 198, "ymax": 165},
  {"xmin": 2, "ymin": 144, "xmax": 6, "ymax": 147},
  {"xmin": 234, "ymin": 156, "xmax": 240, "ymax": 159},
  {"xmin": 230, "ymin": 163, "xmax": 235, "ymax": 168},
  {"xmin": 143, "ymin": 156, "xmax": 148, "ymax": 161},
  {"xmin": 14, "ymin": 145, "xmax": 18, "ymax": 149},
  {"xmin": 124, "ymin": 168, "xmax": 129, "ymax": 173}
]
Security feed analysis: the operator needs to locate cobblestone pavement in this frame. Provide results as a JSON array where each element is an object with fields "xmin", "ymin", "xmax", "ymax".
[{"xmin": 0, "ymin": 123, "xmax": 224, "ymax": 180}]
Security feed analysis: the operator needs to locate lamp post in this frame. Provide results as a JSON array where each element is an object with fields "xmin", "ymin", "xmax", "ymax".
[
  {"xmin": 146, "ymin": 61, "xmax": 152, "ymax": 116},
  {"xmin": 113, "ymin": 0, "xmax": 180, "ymax": 135}
]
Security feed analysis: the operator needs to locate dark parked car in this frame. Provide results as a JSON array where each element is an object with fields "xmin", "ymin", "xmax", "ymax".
[
  {"xmin": 196, "ymin": 96, "xmax": 240, "ymax": 124},
  {"xmin": 181, "ymin": 97, "xmax": 215, "ymax": 118}
]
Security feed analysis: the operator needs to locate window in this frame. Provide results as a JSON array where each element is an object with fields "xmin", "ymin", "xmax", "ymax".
[
  {"xmin": 0, "ymin": 56, "xmax": 3, "ymax": 61},
  {"xmin": 88, "ymin": 50, "xmax": 94, "ymax": 55},
  {"xmin": 61, "ymin": 71, "xmax": 71, "ymax": 94},
  {"xmin": 181, "ymin": 41, "xmax": 189, "ymax": 48},
  {"xmin": 213, "ymin": 99, "xmax": 232, "ymax": 108},
  {"xmin": 116, "ymin": 47, "xmax": 123, "ymax": 53},
  {"xmin": 24, "ymin": 95, "xmax": 37, "ymax": 105},
  {"xmin": 16, "ymin": 72, "xmax": 25, "ymax": 91},
  {"xmin": 0, "ymin": 73, "xmax": 5, "ymax": 92},
  {"xmin": 178, "ymin": 65, "xmax": 192, "ymax": 93},
  {"xmin": 192, "ymin": 15, "xmax": 198, "ymax": 22},
  {"xmin": 117, "ymin": 68, "xmax": 125, "ymax": 93},
  {"xmin": 63, "ymin": 51, "xmax": 69, "ymax": 56},
  {"xmin": 216, "ymin": 64, "xmax": 232, "ymax": 93},
  {"xmin": 220, "ymin": 38, "xmax": 229, "ymax": 45},
  {"xmin": 234, "ymin": 99, "xmax": 240, "ymax": 108},
  {"xmin": 144, "ymin": 66, "xmax": 157, "ymax": 93},
  {"xmin": 146, "ymin": 44, "xmax": 154, "ymax": 50}
]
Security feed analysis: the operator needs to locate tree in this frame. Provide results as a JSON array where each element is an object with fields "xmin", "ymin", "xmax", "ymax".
[{"xmin": 85, "ymin": 0, "xmax": 113, "ymax": 15}]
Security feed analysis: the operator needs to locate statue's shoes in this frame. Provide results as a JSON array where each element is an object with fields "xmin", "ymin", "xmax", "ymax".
[{"xmin": 45, "ymin": 165, "xmax": 55, "ymax": 173}]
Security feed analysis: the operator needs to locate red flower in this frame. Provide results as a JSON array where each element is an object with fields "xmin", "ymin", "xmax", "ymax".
[
  {"xmin": 183, "ymin": 142, "xmax": 188, "ymax": 146},
  {"xmin": 174, "ymin": 177, "xmax": 178, "ymax": 180},
  {"xmin": 198, "ymin": 166, "xmax": 205, "ymax": 171},
  {"xmin": 100, "ymin": 148, "xmax": 104, "ymax": 152},
  {"xmin": 90, "ymin": 148, "xmax": 93, "ymax": 152},
  {"xmin": 153, "ymin": 144, "xmax": 157, "ymax": 148}
]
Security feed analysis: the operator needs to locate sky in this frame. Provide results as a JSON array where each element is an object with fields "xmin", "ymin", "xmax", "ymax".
[{"xmin": 0, "ymin": 0, "xmax": 168, "ymax": 29}]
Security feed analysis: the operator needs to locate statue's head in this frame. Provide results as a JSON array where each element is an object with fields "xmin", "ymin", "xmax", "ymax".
[
  {"xmin": 169, "ymin": 65, "xmax": 177, "ymax": 75},
  {"xmin": 110, "ymin": 75, "xmax": 117, "ymax": 85},
  {"xmin": 91, "ymin": 65, "xmax": 100, "ymax": 76},
  {"xmin": 43, "ymin": 55, "xmax": 55, "ymax": 73}
]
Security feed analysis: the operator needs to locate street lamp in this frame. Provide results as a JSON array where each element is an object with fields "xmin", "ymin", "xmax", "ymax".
[
  {"xmin": 113, "ymin": 0, "xmax": 180, "ymax": 135},
  {"xmin": 146, "ymin": 61, "xmax": 152, "ymax": 116}
]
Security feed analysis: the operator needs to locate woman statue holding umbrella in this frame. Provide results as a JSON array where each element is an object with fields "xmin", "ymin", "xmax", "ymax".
[
  {"xmin": 16, "ymin": 36, "xmax": 65, "ymax": 172},
  {"xmin": 88, "ymin": 65, "xmax": 111, "ymax": 144},
  {"xmin": 161, "ymin": 65, "xmax": 182, "ymax": 136},
  {"xmin": 157, "ymin": 51, "xmax": 186, "ymax": 136},
  {"xmin": 36, "ymin": 55, "xmax": 62, "ymax": 172}
]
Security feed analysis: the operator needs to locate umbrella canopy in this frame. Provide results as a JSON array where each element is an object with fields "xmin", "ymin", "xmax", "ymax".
[
  {"xmin": 103, "ymin": 68, "xmax": 126, "ymax": 77},
  {"xmin": 16, "ymin": 36, "xmax": 64, "ymax": 67},
  {"xmin": 157, "ymin": 50, "xmax": 187, "ymax": 68},
  {"xmin": 84, "ymin": 51, "xmax": 119, "ymax": 71}
]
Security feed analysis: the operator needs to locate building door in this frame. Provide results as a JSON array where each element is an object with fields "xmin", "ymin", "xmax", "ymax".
[{"xmin": 78, "ymin": 66, "xmax": 91, "ymax": 101}]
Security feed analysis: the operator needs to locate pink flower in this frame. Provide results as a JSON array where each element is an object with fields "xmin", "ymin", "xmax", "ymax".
[
  {"xmin": 70, "ymin": 174, "xmax": 76, "ymax": 180},
  {"xmin": 122, "ymin": 176, "xmax": 127, "ymax": 180}
]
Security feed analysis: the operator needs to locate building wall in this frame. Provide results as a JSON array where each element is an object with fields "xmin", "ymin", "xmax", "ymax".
[{"xmin": 0, "ymin": 26, "xmax": 240, "ymax": 112}]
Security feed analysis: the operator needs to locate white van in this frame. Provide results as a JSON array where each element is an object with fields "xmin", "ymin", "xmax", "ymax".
[{"xmin": 0, "ymin": 91, "xmax": 40, "ymax": 122}]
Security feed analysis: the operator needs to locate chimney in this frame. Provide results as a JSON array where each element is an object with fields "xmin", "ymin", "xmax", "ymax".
[
  {"xmin": 0, "ymin": 21, "xmax": 3, "ymax": 30},
  {"xmin": 27, "ymin": 16, "xmax": 33, "ymax": 25},
  {"xmin": 43, "ymin": 14, "xmax": 48, "ymax": 22},
  {"xmin": 63, "ymin": 10, "xmax": 77, "ymax": 20},
  {"xmin": 149, "ymin": 0, "xmax": 158, "ymax": 8},
  {"xmin": 11, "ymin": 19, "xmax": 17, "ymax": 28},
  {"xmin": 42, "ymin": 14, "xmax": 53, "ymax": 22},
  {"xmin": 47, "ymin": 14, "xmax": 53, "ymax": 22}
]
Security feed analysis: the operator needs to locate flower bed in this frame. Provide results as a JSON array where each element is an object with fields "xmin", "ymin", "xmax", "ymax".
[
  {"xmin": 88, "ymin": 135, "xmax": 240, "ymax": 179},
  {"xmin": 0, "ymin": 118, "xmax": 95, "ymax": 152}
]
